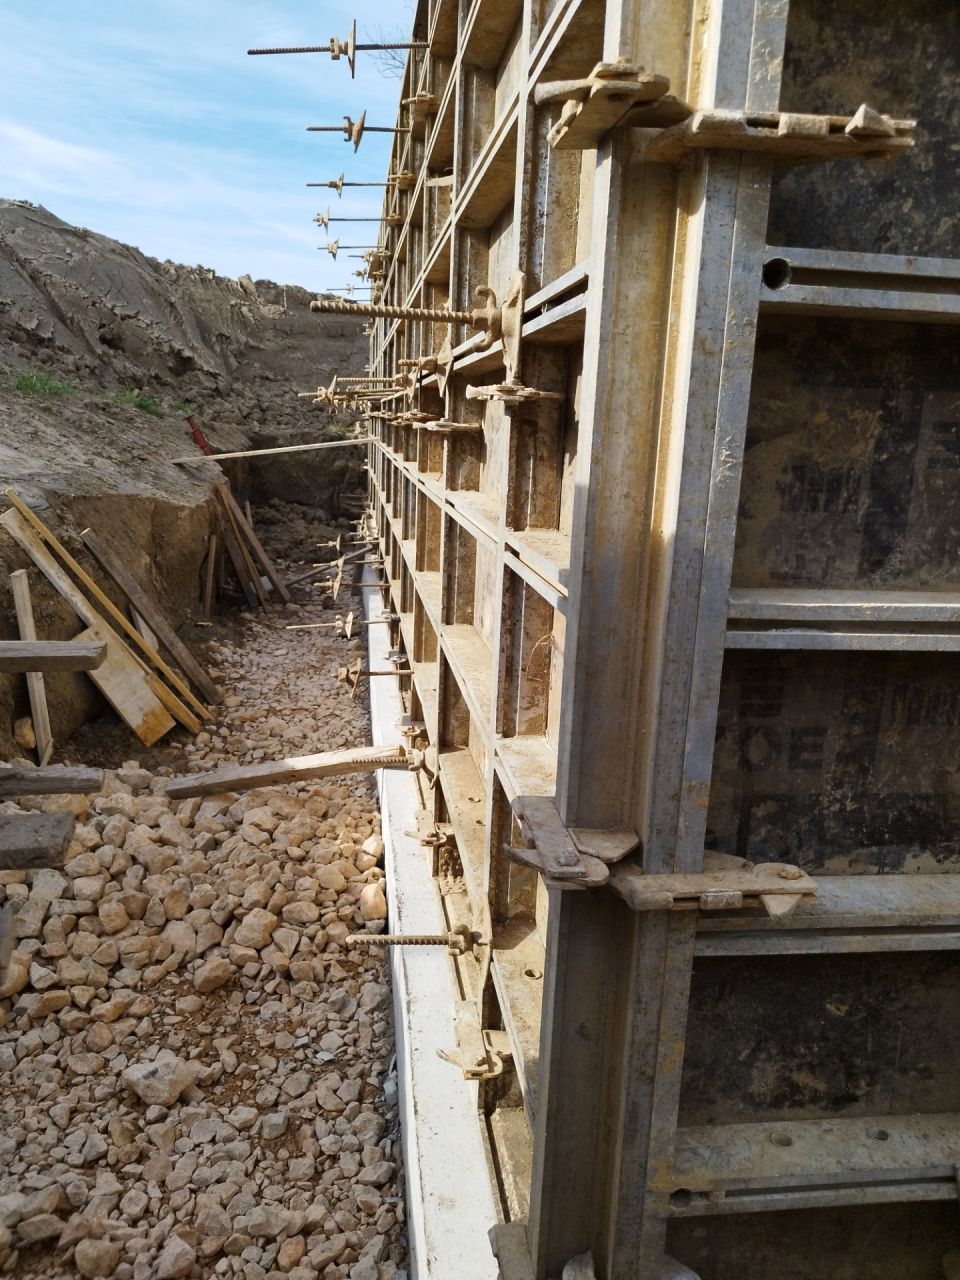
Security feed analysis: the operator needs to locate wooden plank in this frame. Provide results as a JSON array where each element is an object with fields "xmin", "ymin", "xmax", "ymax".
[
  {"xmin": 10, "ymin": 569, "xmax": 53, "ymax": 765},
  {"xmin": 0, "ymin": 639, "xmax": 107, "ymax": 672},
  {"xmin": 81, "ymin": 528, "xmax": 222, "ymax": 704},
  {"xmin": 219, "ymin": 514, "xmax": 259, "ymax": 606},
  {"xmin": 1, "ymin": 500, "xmax": 205, "ymax": 732},
  {"xmin": 0, "ymin": 766, "xmax": 104, "ymax": 797},
  {"xmin": 0, "ymin": 509, "xmax": 179, "ymax": 743},
  {"xmin": 165, "ymin": 743, "xmax": 409, "ymax": 799},
  {"xmin": 74, "ymin": 624, "xmax": 177, "ymax": 746},
  {"xmin": 0, "ymin": 813, "xmax": 74, "ymax": 870},
  {"xmin": 130, "ymin": 607, "xmax": 159, "ymax": 652},
  {"xmin": 216, "ymin": 489, "xmax": 268, "ymax": 607},
  {"xmin": 202, "ymin": 532, "xmax": 218, "ymax": 618},
  {"xmin": 170, "ymin": 438, "xmax": 372, "ymax": 464},
  {"xmin": 213, "ymin": 479, "xmax": 292, "ymax": 604}
]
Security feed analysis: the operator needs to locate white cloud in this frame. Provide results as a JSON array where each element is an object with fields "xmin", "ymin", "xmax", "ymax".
[{"xmin": 0, "ymin": 0, "xmax": 412, "ymax": 285}]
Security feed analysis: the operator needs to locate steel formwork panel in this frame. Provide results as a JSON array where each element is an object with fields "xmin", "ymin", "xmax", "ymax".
[{"xmin": 322, "ymin": 0, "xmax": 960, "ymax": 1274}]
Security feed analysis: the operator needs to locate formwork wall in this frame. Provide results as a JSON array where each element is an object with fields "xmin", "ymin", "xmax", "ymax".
[{"xmin": 355, "ymin": 1, "xmax": 960, "ymax": 1276}]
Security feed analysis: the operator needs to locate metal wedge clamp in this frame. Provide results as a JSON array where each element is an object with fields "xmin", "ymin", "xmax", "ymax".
[
  {"xmin": 504, "ymin": 795, "xmax": 641, "ymax": 889},
  {"xmin": 249, "ymin": 20, "xmax": 428, "ymax": 78},
  {"xmin": 438, "ymin": 1004, "xmax": 512, "ymax": 1080},
  {"xmin": 534, "ymin": 60, "xmax": 679, "ymax": 151},
  {"xmin": 607, "ymin": 851, "xmax": 817, "ymax": 920},
  {"xmin": 644, "ymin": 102, "xmax": 916, "ymax": 165}
]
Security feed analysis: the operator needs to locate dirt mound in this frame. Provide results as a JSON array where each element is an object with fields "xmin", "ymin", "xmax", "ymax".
[
  {"xmin": 0, "ymin": 200, "xmax": 369, "ymax": 758},
  {"xmin": 0, "ymin": 199, "xmax": 365, "ymax": 406}
]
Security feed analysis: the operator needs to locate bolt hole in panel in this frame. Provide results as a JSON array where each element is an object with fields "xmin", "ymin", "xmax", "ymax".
[{"xmin": 767, "ymin": 0, "xmax": 960, "ymax": 258}]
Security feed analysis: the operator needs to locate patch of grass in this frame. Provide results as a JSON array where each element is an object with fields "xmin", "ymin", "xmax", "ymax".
[
  {"xmin": 9, "ymin": 370, "xmax": 76, "ymax": 397},
  {"xmin": 173, "ymin": 398, "xmax": 197, "ymax": 416},
  {"xmin": 325, "ymin": 419, "xmax": 358, "ymax": 440},
  {"xmin": 112, "ymin": 389, "xmax": 164, "ymax": 416}
]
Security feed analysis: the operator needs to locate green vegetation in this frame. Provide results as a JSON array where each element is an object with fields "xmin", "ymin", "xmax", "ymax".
[
  {"xmin": 112, "ymin": 389, "xmax": 164, "ymax": 416},
  {"xmin": 325, "ymin": 419, "xmax": 359, "ymax": 440},
  {"xmin": 173, "ymin": 398, "xmax": 197, "ymax": 416},
  {"xmin": 7, "ymin": 370, "xmax": 76, "ymax": 397}
]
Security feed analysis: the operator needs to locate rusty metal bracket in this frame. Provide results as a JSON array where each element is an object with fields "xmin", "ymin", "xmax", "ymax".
[
  {"xmin": 402, "ymin": 92, "xmax": 439, "ymax": 133},
  {"xmin": 608, "ymin": 851, "xmax": 817, "ymax": 919},
  {"xmin": 535, "ymin": 61, "xmax": 676, "ymax": 151},
  {"xmin": 403, "ymin": 807, "xmax": 453, "ymax": 850},
  {"xmin": 438, "ymin": 1003, "xmax": 513, "ymax": 1079},
  {"xmin": 645, "ymin": 103, "xmax": 916, "ymax": 166}
]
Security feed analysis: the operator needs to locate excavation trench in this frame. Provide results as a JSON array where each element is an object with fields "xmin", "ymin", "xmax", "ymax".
[{"xmin": 0, "ymin": 506, "xmax": 408, "ymax": 1280}]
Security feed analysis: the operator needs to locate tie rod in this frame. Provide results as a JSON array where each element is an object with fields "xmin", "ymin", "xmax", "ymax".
[{"xmin": 248, "ymin": 21, "xmax": 427, "ymax": 78}]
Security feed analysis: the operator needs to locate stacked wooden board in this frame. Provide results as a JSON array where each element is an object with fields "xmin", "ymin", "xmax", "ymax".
[{"xmin": 1, "ymin": 489, "xmax": 219, "ymax": 747}]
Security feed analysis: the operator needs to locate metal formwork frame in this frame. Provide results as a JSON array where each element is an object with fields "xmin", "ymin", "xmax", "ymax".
[{"xmin": 315, "ymin": 0, "xmax": 960, "ymax": 1275}]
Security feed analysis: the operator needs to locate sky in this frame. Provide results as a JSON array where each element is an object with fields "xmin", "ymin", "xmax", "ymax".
[{"xmin": 0, "ymin": 0, "xmax": 414, "ymax": 290}]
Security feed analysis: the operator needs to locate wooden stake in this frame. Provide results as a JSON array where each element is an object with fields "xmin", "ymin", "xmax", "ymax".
[
  {"xmin": 216, "ymin": 489, "xmax": 267, "ymax": 607},
  {"xmin": 10, "ymin": 569, "xmax": 53, "ymax": 765},
  {"xmin": 218, "ymin": 512, "xmax": 259, "ymax": 607},
  {"xmin": 203, "ymin": 532, "xmax": 218, "ymax": 618}
]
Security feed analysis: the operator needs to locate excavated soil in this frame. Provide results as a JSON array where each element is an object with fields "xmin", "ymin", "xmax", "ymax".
[{"xmin": 0, "ymin": 200, "xmax": 369, "ymax": 757}]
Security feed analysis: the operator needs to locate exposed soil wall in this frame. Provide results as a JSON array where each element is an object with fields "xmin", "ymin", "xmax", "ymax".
[{"xmin": 0, "ymin": 199, "xmax": 368, "ymax": 757}]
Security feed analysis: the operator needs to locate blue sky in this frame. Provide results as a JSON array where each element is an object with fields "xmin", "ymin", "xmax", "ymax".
[{"xmin": 0, "ymin": 1, "xmax": 412, "ymax": 289}]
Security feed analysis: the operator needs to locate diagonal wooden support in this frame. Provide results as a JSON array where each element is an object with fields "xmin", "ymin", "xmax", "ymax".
[{"xmin": 81, "ymin": 529, "xmax": 223, "ymax": 703}]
